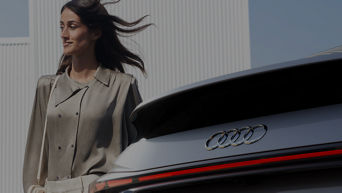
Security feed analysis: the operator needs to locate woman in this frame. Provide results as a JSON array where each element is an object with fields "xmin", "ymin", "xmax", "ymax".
[{"xmin": 23, "ymin": 0, "xmax": 150, "ymax": 192}]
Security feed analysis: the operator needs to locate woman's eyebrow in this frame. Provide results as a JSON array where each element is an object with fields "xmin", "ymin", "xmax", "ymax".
[
  {"xmin": 68, "ymin": 20, "xmax": 80, "ymax": 24},
  {"xmin": 60, "ymin": 20, "xmax": 81, "ymax": 25}
]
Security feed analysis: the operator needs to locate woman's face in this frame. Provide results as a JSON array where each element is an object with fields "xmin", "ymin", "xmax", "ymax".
[{"xmin": 60, "ymin": 8, "xmax": 98, "ymax": 56}]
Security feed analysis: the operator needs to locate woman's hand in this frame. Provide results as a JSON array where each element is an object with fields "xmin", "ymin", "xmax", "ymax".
[{"xmin": 27, "ymin": 185, "xmax": 46, "ymax": 193}]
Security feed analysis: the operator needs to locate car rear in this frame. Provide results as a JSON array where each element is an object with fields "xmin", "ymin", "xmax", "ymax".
[{"xmin": 90, "ymin": 54, "xmax": 342, "ymax": 193}]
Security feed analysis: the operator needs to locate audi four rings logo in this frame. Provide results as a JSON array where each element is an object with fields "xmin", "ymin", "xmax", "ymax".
[{"xmin": 205, "ymin": 124, "xmax": 267, "ymax": 151}]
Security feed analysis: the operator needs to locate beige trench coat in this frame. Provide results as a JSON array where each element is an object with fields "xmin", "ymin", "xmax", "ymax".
[{"xmin": 23, "ymin": 65, "xmax": 142, "ymax": 193}]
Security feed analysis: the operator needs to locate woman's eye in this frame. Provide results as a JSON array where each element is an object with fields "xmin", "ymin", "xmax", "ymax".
[{"xmin": 69, "ymin": 25, "xmax": 77, "ymax": 29}]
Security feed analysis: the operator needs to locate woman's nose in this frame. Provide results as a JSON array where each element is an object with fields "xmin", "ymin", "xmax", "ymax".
[{"xmin": 60, "ymin": 28, "xmax": 69, "ymax": 38}]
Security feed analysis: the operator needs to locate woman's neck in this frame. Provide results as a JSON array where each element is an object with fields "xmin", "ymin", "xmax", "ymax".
[{"xmin": 69, "ymin": 53, "xmax": 99, "ymax": 83}]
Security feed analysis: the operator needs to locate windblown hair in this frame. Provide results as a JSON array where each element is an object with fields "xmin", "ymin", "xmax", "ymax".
[{"xmin": 57, "ymin": 0, "xmax": 151, "ymax": 75}]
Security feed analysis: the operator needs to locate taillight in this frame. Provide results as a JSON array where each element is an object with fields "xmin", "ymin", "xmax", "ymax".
[
  {"xmin": 90, "ymin": 149, "xmax": 342, "ymax": 192},
  {"xmin": 89, "ymin": 178, "xmax": 133, "ymax": 193}
]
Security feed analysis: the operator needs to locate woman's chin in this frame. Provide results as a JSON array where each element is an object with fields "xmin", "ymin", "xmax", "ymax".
[{"xmin": 63, "ymin": 50, "xmax": 74, "ymax": 56}]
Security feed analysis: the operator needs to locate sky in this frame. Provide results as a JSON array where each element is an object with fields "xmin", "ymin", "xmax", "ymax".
[
  {"xmin": 1, "ymin": 0, "xmax": 342, "ymax": 68},
  {"xmin": 249, "ymin": 0, "xmax": 342, "ymax": 67},
  {"xmin": 0, "ymin": 0, "xmax": 29, "ymax": 37}
]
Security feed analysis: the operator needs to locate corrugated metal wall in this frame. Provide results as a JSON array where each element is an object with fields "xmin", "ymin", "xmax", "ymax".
[
  {"xmin": 2, "ymin": 0, "xmax": 250, "ymax": 192},
  {"xmin": 0, "ymin": 38, "xmax": 33, "ymax": 193},
  {"xmin": 30, "ymin": 0, "xmax": 69, "ymax": 78},
  {"xmin": 109, "ymin": 0, "xmax": 251, "ymax": 99}
]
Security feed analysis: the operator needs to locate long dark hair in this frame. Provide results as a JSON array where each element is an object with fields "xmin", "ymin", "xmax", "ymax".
[{"xmin": 57, "ymin": 0, "xmax": 151, "ymax": 75}]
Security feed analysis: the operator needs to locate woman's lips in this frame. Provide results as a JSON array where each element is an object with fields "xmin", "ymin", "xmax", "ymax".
[{"xmin": 63, "ymin": 42, "xmax": 72, "ymax": 47}]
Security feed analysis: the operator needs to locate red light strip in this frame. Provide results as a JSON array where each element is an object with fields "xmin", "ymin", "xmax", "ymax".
[
  {"xmin": 95, "ymin": 149, "xmax": 342, "ymax": 192},
  {"xmin": 95, "ymin": 178, "xmax": 133, "ymax": 192},
  {"xmin": 95, "ymin": 182, "xmax": 106, "ymax": 191},
  {"xmin": 107, "ymin": 178, "xmax": 133, "ymax": 187},
  {"xmin": 138, "ymin": 149, "xmax": 342, "ymax": 182}
]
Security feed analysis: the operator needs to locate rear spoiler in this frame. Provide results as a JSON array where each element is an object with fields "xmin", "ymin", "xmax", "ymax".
[{"xmin": 131, "ymin": 53, "xmax": 342, "ymax": 138}]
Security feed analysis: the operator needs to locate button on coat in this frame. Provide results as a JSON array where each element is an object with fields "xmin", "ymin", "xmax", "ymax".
[{"xmin": 23, "ymin": 65, "xmax": 142, "ymax": 193}]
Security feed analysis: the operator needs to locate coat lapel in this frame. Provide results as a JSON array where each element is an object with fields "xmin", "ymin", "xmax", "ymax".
[{"xmin": 54, "ymin": 73, "xmax": 81, "ymax": 107}]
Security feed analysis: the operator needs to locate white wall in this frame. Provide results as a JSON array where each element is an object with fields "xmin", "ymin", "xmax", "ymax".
[
  {"xmin": 108, "ymin": 0, "xmax": 251, "ymax": 99},
  {"xmin": 1, "ymin": 0, "xmax": 250, "ymax": 192},
  {"xmin": 30, "ymin": 0, "xmax": 69, "ymax": 78},
  {"xmin": 0, "ymin": 38, "xmax": 34, "ymax": 193}
]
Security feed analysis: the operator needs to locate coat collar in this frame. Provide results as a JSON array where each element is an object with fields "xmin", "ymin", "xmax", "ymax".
[
  {"xmin": 93, "ymin": 64, "xmax": 111, "ymax": 87},
  {"xmin": 54, "ymin": 64, "xmax": 112, "ymax": 106}
]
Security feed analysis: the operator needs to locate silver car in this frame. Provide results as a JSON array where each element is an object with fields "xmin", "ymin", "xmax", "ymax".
[{"xmin": 90, "ymin": 53, "xmax": 342, "ymax": 193}]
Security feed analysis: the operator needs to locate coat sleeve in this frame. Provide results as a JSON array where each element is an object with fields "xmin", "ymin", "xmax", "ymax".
[
  {"xmin": 121, "ymin": 77, "xmax": 143, "ymax": 150},
  {"xmin": 23, "ymin": 76, "xmax": 53, "ymax": 193}
]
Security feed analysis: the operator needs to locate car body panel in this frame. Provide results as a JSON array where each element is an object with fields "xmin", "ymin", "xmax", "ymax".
[{"xmin": 104, "ymin": 103, "xmax": 342, "ymax": 176}]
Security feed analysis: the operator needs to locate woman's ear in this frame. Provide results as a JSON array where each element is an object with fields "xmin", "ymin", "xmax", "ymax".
[{"xmin": 91, "ymin": 29, "xmax": 102, "ymax": 40}]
